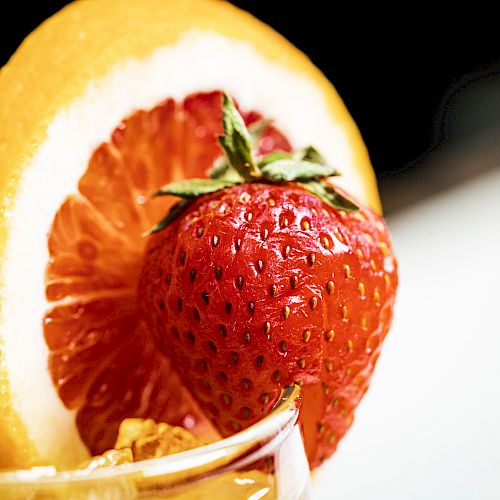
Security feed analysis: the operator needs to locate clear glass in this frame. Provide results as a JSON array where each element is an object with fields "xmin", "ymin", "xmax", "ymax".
[{"xmin": 0, "ymin": 385, "xmax": 310, "ymax": 499}]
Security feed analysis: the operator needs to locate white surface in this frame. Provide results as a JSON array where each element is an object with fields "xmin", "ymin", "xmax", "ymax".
[
  {"xmin": 314, "ymin": 166, "xmax": 500, "ymax": 499},
  {"xmin": 0, "ymin": 30, "xmax": 367, "ymax": 466}
]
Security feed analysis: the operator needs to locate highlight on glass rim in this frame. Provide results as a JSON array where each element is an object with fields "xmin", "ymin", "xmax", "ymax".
[{"xmin": 2, "ymin": 1, "xmax": 497, "ymax": 499}]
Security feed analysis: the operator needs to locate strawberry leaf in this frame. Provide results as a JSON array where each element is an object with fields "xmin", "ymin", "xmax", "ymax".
[
  {"xmin": 258, "ymin": 151, "xmax": 293, "ymax": 168},
  {"xmin": 154, "ymin": 178, "xmax": 239, "ymax": 198},
  {"xmin": 299, "ymin": 145, "xmax": 327, "ymax": 164},
  {"xmin": 150, "ymin": 199, "xmax": 194, "ymax": 234},
  {"xmin": 210, "ymin": 119, "xmax": 273, "ymax": 181},
  {"xmin": 208, "ymin": 119, "xmax": 272, "ymax": 182},
  {"xmin": 208, "ymin": 158, "xmax": 244, "ymax": 183},
  {"xmin": 260, "ymin": 160, "xmax": 339, "ymax": 182},
  {"xmin": 208, "ymin": 159, "xmax": 230, "ymax": 180},
  {"xmin": 218, "ymin": 93, "xmax": 261, "ymax": 180},
  {"xmin": 300, "ymin": 181, "xmax": 359, "ymax": 211}
]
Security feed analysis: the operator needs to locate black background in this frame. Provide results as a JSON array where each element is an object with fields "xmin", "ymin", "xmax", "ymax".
[{"xmin": 1, "ymin": 1, "xmax": 498, "ymax": 176}]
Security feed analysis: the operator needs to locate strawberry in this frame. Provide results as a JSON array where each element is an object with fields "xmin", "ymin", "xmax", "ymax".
[{"xmin": 139, "ymin": 94, "xmax": 398, "ymax": 467}]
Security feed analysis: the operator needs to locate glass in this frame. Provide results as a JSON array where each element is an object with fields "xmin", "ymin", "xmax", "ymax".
[{"xmin": 0, "ymin": 385, "xmax": 311, "ymax": 499}]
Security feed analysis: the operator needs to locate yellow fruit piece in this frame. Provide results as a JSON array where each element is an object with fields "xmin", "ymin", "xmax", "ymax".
[
  {"xmin": 115, "ymin": 418, "xmax": 201, "ymax": 460},
  {"xmin": 0, "ymin": 0, "xmax": 380, "ymax": 468}
]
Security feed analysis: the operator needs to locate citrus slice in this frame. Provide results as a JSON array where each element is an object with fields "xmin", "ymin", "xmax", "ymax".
[{"xmin": 0, "ymin": 0, "xmax": 381, "ymax": 468}]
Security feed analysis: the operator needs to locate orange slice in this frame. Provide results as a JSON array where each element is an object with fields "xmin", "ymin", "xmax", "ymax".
[{"xmin": 0, "ymin": 0, "xmax": 380, "ymax": 468}]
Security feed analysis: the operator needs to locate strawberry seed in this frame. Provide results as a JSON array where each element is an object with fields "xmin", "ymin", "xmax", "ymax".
[
  {"xmin": 248, "ymin": 301, "xmax": 255, "ymax": 315},
  {"xmin": 307, "ymin": 253, "xmax": 316, "ymax": 266},
  {"xmin": 309, "ymin": 296, "xmax": 319, "ymax": 310},
  {"xmin": 236, "ymin": 276, "xmax": 244, "ymax": 289},
  {"xmin": 179, "ymin": 252, "xmax": 186, "ymax": 265},
  {"xmin": 263, "ymin": 321, "xmax": 271, "ymax": 336},
  {"xmin": 215, "ymin": 266, "xmax": 223, "ymax": 280},
  {"xmin": 279, "ymin": 340, "xmax": 287, "ymax": 353},
  {"xmin": 283, "ymin": 306, "xmax": 291, "ymax": 319},
  {"xmin": 189, "ymin": 269, "xmax": 196, "ymax": 283}
]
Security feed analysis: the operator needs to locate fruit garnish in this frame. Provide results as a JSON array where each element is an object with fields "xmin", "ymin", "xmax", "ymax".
[
  {"xmin": 1, "ymin": 0, "xmax": 385, "ymax": 469},
  {"xmin": 42, "ymin": 91, "xmax": 285, "ymax": 460},
  {"xmin": 140, "ymin": 95, "xmax": 398, "ymax": 466}
]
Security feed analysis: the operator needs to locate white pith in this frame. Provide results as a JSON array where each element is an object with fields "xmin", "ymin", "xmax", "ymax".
[{"xmin": 0, "ymin": 30, "xmax": 363, "ymax": 467}]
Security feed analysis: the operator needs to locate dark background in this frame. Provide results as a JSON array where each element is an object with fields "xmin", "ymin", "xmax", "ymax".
[{"xmin": 1, "ymin": 1, "xmax": 499, "ymax": 178}]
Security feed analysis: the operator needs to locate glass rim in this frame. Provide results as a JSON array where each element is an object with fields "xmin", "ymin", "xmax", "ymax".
[{"xmin": 0, "ymin": 384, "xmax": 301, "ymax": 487}]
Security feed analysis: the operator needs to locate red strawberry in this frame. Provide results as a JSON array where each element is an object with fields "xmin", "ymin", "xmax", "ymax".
[{"xmin": 138, "ymin": 94, "xmax": 398, "ymax": 467}]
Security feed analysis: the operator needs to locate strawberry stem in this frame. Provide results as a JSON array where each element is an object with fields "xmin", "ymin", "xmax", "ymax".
[{"xmin": 218, "ymin": 93, "xmax": 261, "ymax": 180}]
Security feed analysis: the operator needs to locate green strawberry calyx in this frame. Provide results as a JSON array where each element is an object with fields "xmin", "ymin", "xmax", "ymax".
[{"xmin": 150, "ymin": 93, "xmax": 358, "ymax": 234}]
